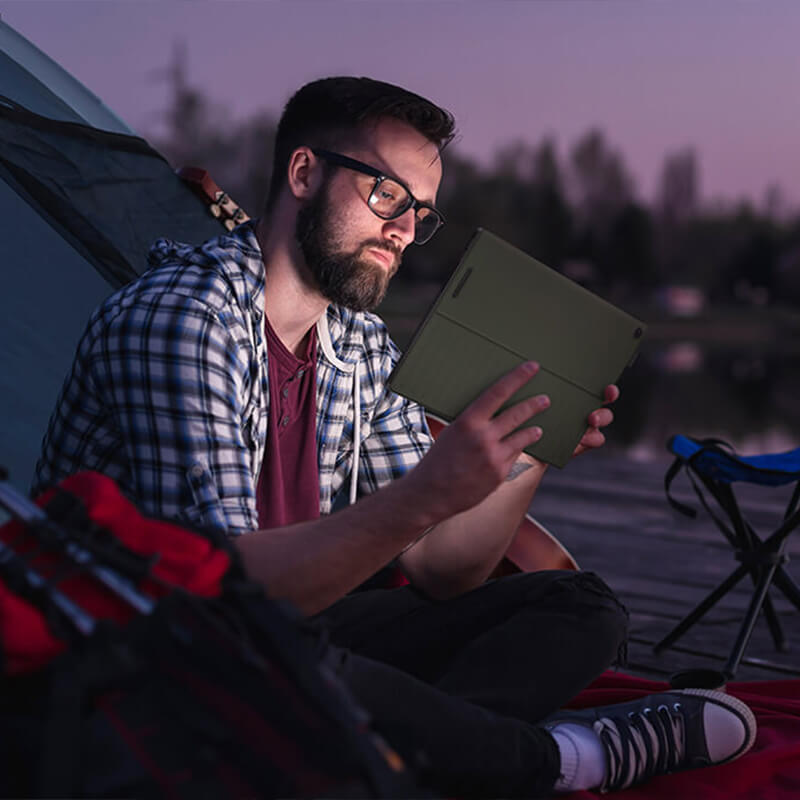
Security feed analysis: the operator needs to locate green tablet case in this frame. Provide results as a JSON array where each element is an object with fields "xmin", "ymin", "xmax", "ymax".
[{"xmin": 388, "ymin": 229, "xmax": 646, "ymax": 468}]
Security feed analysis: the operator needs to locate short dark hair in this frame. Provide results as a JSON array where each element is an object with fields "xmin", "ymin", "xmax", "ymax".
[{"xmin": 264, "ymin": 76, "xmax": 456, "ymax": 212}]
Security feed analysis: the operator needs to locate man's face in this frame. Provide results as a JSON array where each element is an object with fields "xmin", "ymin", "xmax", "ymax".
[{"xmin": 295, "ymin": 118, "xmax": 443, "ymax": 312}]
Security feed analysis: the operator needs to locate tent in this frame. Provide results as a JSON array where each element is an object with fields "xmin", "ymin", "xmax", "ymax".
[{"xmin": 0, "ymin": 19, "xmax": 224, "ymax": 493}]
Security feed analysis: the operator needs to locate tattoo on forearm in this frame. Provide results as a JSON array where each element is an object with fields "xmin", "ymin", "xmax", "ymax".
[{"xmin": 505, "ymin": 460, "xmax": 534, "ymax": 481}]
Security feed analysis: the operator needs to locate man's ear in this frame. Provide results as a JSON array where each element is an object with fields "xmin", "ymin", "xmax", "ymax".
[{"xmin": 287, "ymin": 147, "xmax": 324, "ymax": 201}]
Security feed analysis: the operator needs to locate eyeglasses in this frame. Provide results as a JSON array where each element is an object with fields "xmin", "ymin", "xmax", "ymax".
[{"xmin": 311, "ymin": 148, "xmax": 445, "ymax": 245}]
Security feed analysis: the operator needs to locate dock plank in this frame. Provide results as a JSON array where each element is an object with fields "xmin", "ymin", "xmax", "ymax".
[{"xmin": 530, "ymin": 453, "xmax": 800, "ymax": 682}]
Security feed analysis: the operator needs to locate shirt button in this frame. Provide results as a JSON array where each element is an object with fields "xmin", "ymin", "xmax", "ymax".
[
  {"xmin": 282, "ymin": 387, "xmax": 289, "ymax": 398},
  {"xmin": 281, "ymin": 415, "xmax": 289, "ymax": 427},
  {"xmin": 189, "ymin": 464, "xmax": 204, "ymax": 479}
]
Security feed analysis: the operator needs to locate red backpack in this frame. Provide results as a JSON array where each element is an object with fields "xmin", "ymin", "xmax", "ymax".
[{"xmin": 0, "ymin": 471, "xmax": 423, "ymax": 798}]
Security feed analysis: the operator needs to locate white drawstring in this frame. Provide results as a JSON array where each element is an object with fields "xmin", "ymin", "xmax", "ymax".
[
  {"xmin": 316, "ymin": 314, "xmax": 362, "ymax": 507},
  {"xmin": 349, "ymin": 361, "xmax": 361, "ymax": 505}
]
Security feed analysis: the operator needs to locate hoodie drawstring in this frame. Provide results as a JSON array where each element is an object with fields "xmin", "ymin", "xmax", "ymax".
[
  {"xmin": 349, "ymin": 361, "xmax": 361, "ymax": 505},
  {"xmin": 316, "ymin": 314, "xmax": 361, "ymax": 507}
]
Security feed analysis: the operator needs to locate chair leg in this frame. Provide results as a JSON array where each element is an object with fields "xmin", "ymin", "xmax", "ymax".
[
  {"xmin": 759, "ymin": 588, "xmax": 786, "ymax": 650},
  {"xmin": 740, "ymin": 537, "xmax": 796, "ymax": 649},
  {"xmin": 772, "ymin": 567, "xmax": 800, "ymax": 612},
  {"xmin": 724, "ymin": 561, "xmax": 782, "ymax": 678},
  {"xmin": 654, "ymin": 561, "xmax": 750, "ymax": 653}
]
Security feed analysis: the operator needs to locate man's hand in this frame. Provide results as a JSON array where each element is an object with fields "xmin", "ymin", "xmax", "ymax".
[
  {"xmin": 573, "ymin": 384, "xmax": 619, "ymax": 457},
  {"xmin": 406, "ymin": 361, "xmax": 549, "ymax": 523}
]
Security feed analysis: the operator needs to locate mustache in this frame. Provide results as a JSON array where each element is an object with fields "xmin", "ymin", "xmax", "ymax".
[{"xmin": 359, "ymin": 239, "xmax": 402, "ymax": 270}]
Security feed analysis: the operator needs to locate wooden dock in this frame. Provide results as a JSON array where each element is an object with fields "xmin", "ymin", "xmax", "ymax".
[{"xmin": 531, "ymin": 451, "xmax": 800, "ymax": 683}]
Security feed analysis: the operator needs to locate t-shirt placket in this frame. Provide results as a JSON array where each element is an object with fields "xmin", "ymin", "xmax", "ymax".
[{"xmin": 277, "ymin": 365, "xmax": 308, "ymax": 433}]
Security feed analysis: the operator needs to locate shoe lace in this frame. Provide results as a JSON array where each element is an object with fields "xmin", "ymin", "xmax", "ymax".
[{"xmin": 595, "ymin": 700, "xmax": 686, "ymax": 792}]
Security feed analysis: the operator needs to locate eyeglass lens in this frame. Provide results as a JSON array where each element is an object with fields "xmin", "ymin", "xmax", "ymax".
[
  {"xmin": 368, "ymin": 179, "xmax": 441, "ymax": 244},
  {"xmin": 412, "ymin": 209, "xmax": 440, "ymax": 245}
]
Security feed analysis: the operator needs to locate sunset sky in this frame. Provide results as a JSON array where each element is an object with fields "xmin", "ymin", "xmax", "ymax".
[{"xmin": 4, "ymin": 0, "xmax": 800, "ymax": 210}]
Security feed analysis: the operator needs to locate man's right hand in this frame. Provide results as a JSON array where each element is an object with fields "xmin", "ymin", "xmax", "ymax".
[
  {"xmin": 238, "ymin": 361, "xmax": 550, "ymax": 615},
  {"xmin": 406, "ymin": 361, "xmax": 550, "ymax": 523}
]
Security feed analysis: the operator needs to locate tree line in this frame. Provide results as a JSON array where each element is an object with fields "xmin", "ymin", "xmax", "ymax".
[{"xmin": 151, "ymin": 60, "xmax": 800, "ymax": 310}]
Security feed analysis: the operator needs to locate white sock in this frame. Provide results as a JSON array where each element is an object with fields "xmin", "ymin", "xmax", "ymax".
[{"xmin": 550, "ymin": 722, "xmax": 608, "ymax": 792}]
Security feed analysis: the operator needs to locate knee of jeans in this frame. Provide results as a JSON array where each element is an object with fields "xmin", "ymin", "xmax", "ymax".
[
  {"xmin": 550, "ymin": 571, "xmax": 629, "ymax": 641},
  {"xmin": 576, "ymin": 571, "xmax": 629, "ymax": 661}
]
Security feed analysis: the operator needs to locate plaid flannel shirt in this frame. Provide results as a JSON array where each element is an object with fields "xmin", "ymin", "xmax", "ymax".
[{"xmin": 33, "ymin": 221, "xmax": 433, "ymax": 533}]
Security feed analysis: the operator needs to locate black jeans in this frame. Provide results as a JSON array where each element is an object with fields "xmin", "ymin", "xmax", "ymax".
[{"xmin": 317, "ymin": 570, "xmax": 629, "ymax": 798}]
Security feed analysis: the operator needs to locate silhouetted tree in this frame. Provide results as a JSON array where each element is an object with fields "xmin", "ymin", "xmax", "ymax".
[
  {"xmin": 567, "ymin": 129, "xmax": 638, "ymax": 287},
  {"xmin": 657, "ymin": 148, "xmax": 700, "ymax": 223},
  {"xmin": 654, "ymin": 148, "xmax": 701, "ymax": 286},
  {"xmin": 144, "ymin": 48, "xmax": 800, "ymax": 311},
  {"xmin": 525, "ymin": 140, "xmax": 572, "ymax": 268},
  {"xmin": 602, "ymin": 202, "xmax": 656, "ymax": 296},
  {"xmin": 568, "ymin": 129, "xmax": 635, "ymax": 236},
  {"xmin": 150, "ymin": 41, "xmax": 275, "ymax": 217}
]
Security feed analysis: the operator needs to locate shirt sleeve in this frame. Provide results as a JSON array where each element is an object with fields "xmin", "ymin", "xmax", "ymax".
[
  {"xmin": 89, "ymin": 288, "xmax": 260, "ymax": 533},
  {"xmin": 355, "ymin": 331, "xmax": 434, "ymax": 496}
]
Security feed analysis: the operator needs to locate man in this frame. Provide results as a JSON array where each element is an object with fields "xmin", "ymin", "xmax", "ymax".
[{"xmin": 34, "ymin": 77, "xmax": 755, "ymax": 796}]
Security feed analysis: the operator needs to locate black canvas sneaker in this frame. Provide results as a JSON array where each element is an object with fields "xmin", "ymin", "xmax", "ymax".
[{"xmin": 544, "ymin": 688, "xmax": 757, "ymax": 792}]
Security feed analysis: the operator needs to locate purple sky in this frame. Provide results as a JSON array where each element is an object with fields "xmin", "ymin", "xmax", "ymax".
[{"xmin": 5, "ymin": 1, "xmax": 800, "ymax": 210}]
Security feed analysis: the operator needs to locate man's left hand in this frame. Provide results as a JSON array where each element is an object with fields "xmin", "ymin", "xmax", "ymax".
[{"xmin": 573, "ymin": 384, "xmax": 620, "ymax": 457}]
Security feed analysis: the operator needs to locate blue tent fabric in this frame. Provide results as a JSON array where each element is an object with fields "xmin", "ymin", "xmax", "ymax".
[
  {"xmin": 0, "ymin": 19, "xmax": 133, "ymax": 133},
  {"xmin": 0, "ymin": 98, "xmax": 223, "ymax": 289},
  {"xmin": 0, "ymin": 23, "xmax": 226, "ymax": 492},
  {"xmin": 668, "ymin": 435, "xmax": 800, "ymax": 487}
]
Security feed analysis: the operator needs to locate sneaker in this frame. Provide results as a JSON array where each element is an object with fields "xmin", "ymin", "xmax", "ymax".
[{"xmin": 544, "ymin": 689, "xmax": 757, "ymax": 792}]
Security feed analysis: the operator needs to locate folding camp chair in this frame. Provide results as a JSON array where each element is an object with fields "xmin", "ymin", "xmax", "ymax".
[{"xmin": 654, "ymin": 435, "xmax": 800, "ymax": 678}]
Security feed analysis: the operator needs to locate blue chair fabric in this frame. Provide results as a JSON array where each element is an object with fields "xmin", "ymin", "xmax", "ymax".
[{"xmin": 669, "ymin": 435, "xmax": 800, "ymax": 487}]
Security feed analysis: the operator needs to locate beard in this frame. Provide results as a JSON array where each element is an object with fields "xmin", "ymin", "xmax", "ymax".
[{"xmin": 295, "ymin": 180, "xmax": 401, "ymax": 312}]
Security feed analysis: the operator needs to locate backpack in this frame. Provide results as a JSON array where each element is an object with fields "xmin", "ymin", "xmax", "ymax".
[{"xmin": 0, "ymin": 470, "xmax": 423, "ymax": 798}]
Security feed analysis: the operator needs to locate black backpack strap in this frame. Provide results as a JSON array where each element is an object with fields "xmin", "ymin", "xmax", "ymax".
[
  {"xmin": 665, "ymin": 454, "xmax": 696, "ymax": 518},
  {"xmin": 665, "ymin": 437, "xmax": 740, "ymax": 545}
]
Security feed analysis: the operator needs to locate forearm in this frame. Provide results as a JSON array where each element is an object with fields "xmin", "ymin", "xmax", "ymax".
[
  {"xmin": 238, "ymin": 363, "xmax": 562, "ymax": 613},
  {"xmin": 235, "ymin": 470, "xmax": 445, "ymax": 616},
  {"xmin": 399, "ymin": 457, "xmax": 548, "ymax": 599}
]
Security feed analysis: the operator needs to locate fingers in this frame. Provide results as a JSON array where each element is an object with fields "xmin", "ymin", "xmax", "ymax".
[
  {"xmin": 456, "ymin": 370, "xmax": 619, "ymax": 467},
  {"xmin": 492, "ymin": 392, "xmax": 550, "ymax": 439},
  {"xmin": 587, "ymin": 385, "xmax": 619, "ymax": 428},
  {"xmin": 503, "ymin": 423, "xmax": 544, "ymax": 454},
  {"xmin": 447, "ymin": 361, "xmax": 548, "ymax": 473},
  {"xmin": 463, "ymin": 361, "xmax": 540, "ymax": 420},
  {"xmin": 575, "ymin": 386, "xmax": 620, "ymax": 457},
  {"xmin": 604, "ymin": 384, "xmax": 620, "ymax": 404},
  {"xmin": 466, "ymin": 361, "xmax": 551, "ymax": 443},
  {"xmin": 578, "ymin": 428, "xmax": 606, "ymax": 451},
  {"xmin": 587, "ymin": 407, "xmax": 614, "ymax": 429}
]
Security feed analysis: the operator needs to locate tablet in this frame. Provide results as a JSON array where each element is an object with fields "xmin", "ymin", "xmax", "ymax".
[{"xmin": 388, "ymin": 229, "xmax": 646, "ymax": 468}]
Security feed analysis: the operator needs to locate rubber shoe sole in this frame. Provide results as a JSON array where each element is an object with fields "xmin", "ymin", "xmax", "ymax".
[
  {"xmin": 675, "ymin": 688, "xmax": 757, "ymax": 766},
  {"xmin": 544, "ymin": 688, "xmax": 757, "ymax": 791}
]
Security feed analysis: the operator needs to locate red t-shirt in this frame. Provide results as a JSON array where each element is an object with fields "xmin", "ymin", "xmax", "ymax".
[{"xmin": 255, "ymin": 316, "xmax": 320, "ymax": 529}]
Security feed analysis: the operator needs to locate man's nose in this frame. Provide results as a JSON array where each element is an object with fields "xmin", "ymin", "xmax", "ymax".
[{"xmin": 383, "ymin": 208, "xmax": 416, "ymax": 249}]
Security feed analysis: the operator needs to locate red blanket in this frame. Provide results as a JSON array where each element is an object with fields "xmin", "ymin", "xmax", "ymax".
[{"xmin": 564, "ymin": 672, "xmax": 800, "ymax": 799}]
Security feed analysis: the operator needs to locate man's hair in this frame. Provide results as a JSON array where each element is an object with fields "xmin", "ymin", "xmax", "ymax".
[{"xmin": 264, "ymin": 76, "xmax": 456, "ymax": 212}]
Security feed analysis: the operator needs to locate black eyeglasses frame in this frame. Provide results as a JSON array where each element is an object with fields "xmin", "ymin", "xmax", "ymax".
[{"xmin": 310, "ymin": 147, "xmax": 445, "ymax": 245}]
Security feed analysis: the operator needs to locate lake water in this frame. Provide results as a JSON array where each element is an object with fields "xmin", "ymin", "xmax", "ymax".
[
  {"xmin": 607, "ymin": 341, "xmax": 800, "ymax": 462},
  {"xmin": 380, "ymin": 292, "xmax": 800, "ymax": 464}
]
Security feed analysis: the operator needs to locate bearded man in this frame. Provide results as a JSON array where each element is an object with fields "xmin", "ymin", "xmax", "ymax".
[{"xmin": 34, "ymin": 77, "xmax": 755, "ymax": 796}]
